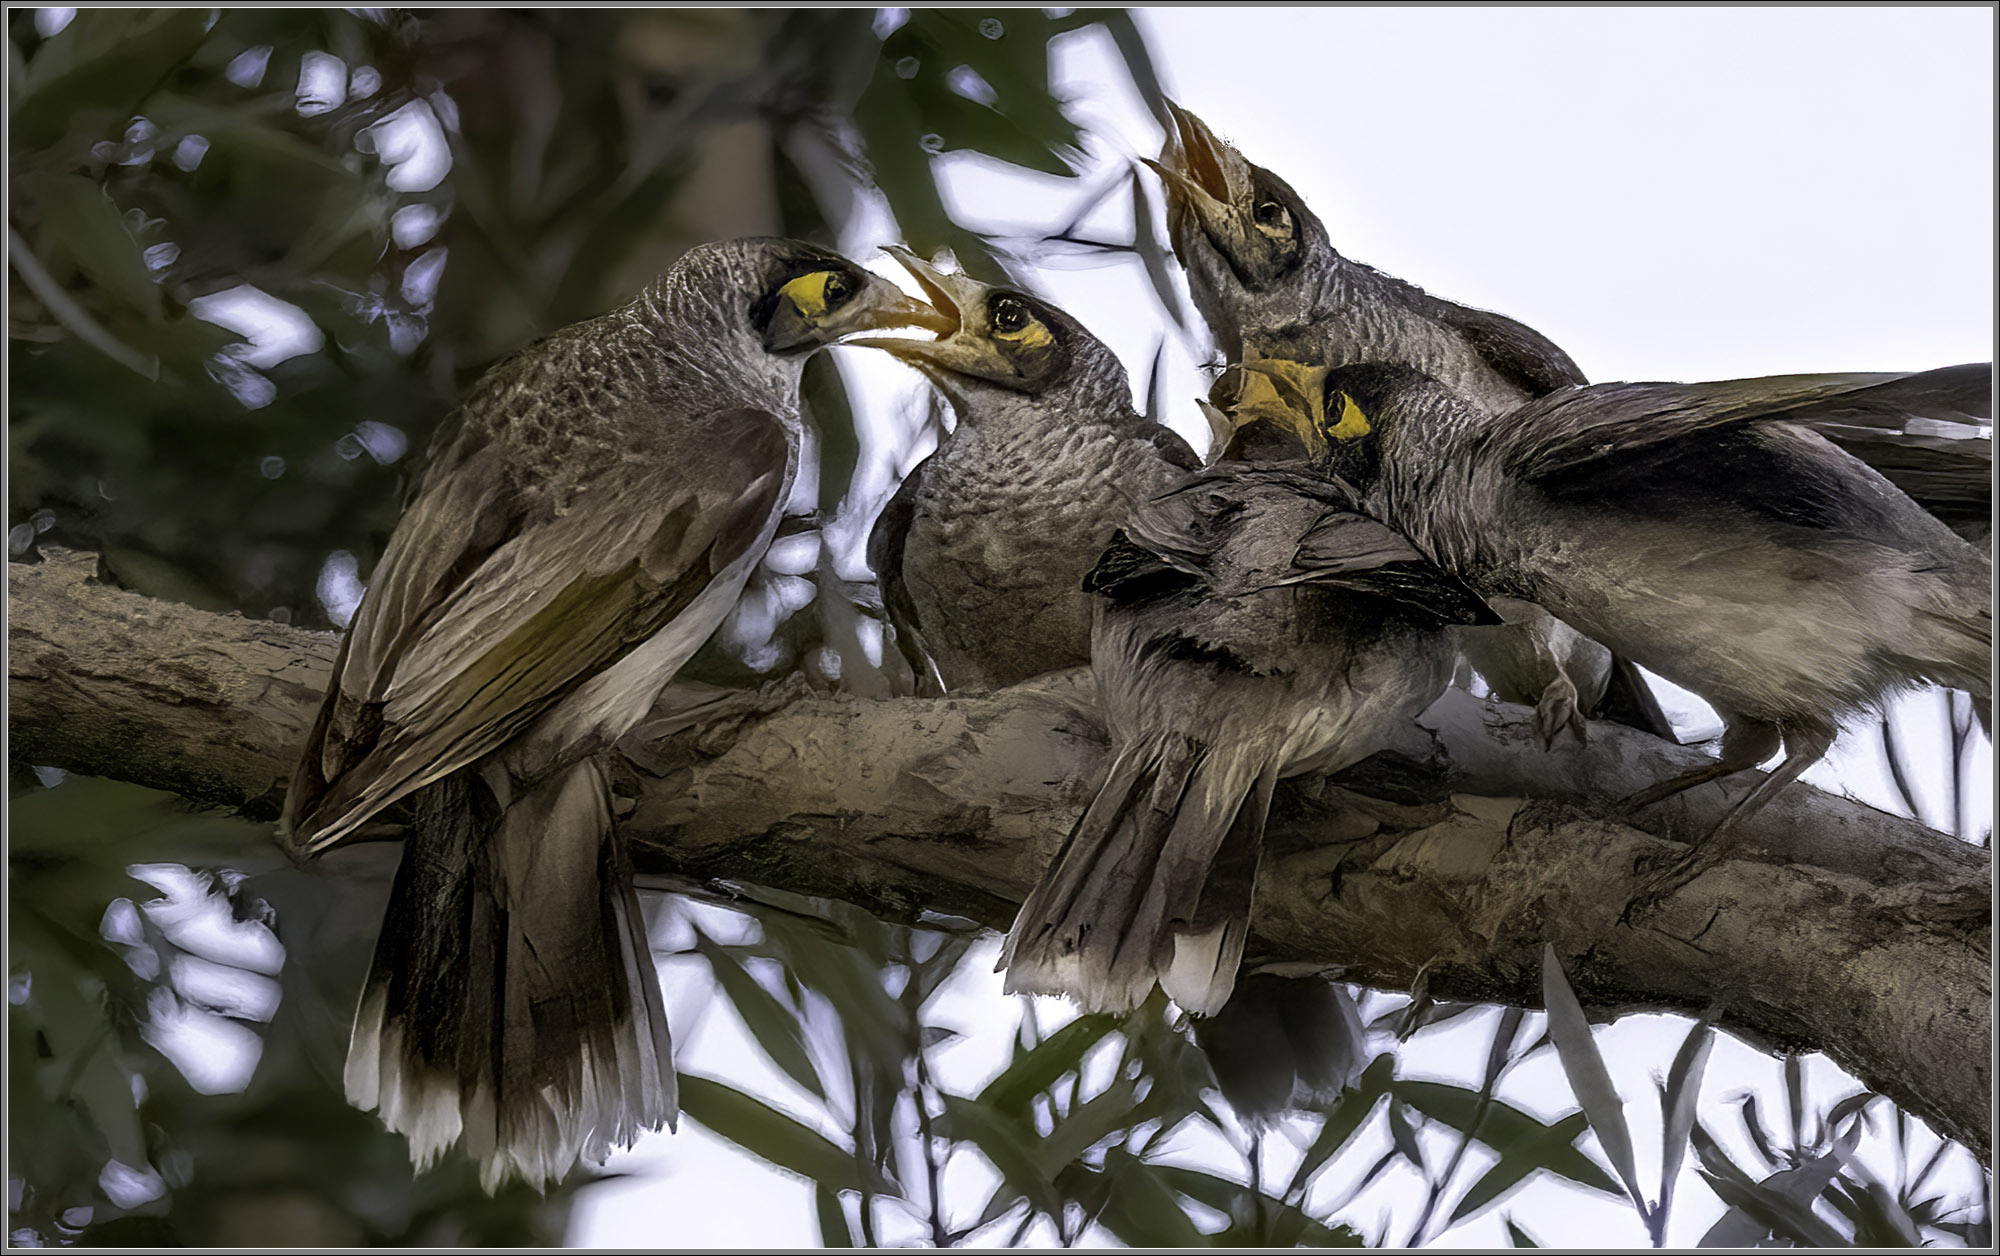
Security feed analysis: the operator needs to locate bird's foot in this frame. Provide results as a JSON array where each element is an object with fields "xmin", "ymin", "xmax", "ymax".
[{"xmin": 1533, "ymin": 674, "xmax": 1587, "ymax": 750}]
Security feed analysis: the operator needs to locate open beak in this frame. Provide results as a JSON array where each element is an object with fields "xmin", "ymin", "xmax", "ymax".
[
  {"xmin": 845, "ymin": 246, "xmax": 1023, "ymax": 387},
  {"xmin": 843, "ymin": 265, "xmax": 956, "ymax": 337},
  {"xmin": 1142, "ymin": 100, "xmax": 1250, "ymax": 242},
  {"xmin": 1216, "ymin": 351, "xmax": 1332, "ymax": 461}
]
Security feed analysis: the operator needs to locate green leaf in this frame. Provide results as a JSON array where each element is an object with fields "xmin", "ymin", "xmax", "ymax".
[
  {"xmin": 938, "ymin": 1094, "xmax": 1061, "ymax": 1219},
  {"xmin": 1689, "ymin": 1122, "xmax": 1849, "ymax": 1247},
  {"xmin": 1395, "ymin": 1081, "xmax": 1620, "ymax": 1199},
  {"xmin": 19, "ymin": 173, "xmax": 162, "ymax": 323},
  {"xmin": 678, "ymin": 1073, "xmax": 890, "ymax": 1196},
  {"xmin": 814, "ymin": 1184, "xmax": 852, "ymax": 1248},
  {"xmin": 1285, "ymin": 1053, "xmax": 1393, "ymax": 1199},
  {"xmin": 1656, "ymin": 1008, "xmax": 1717, "ymax": 1232},
  {"xmin": 1504, "ymin": 1216, "xmax": 1541, "ymax": 1247},
  {"xmin": 12, "ymin": 9, "xmax": 213, "ymax": 152},
  {"xmin": 1449, "ymin": 1111, "xmax": 1612, "ymax": 1225},
  {"xmin": 1094, "ymin": 1147, "xmax": 1210, "ymax": 1248},
  {"xmin": 1541, "ymin": 943, "xmax": 1645, "ymax": 1211},
  {"xmin": 1037, "ymin": 1075, "xmax": 1145, "ymax": 1174},
  {"xmin": 977, "ymin": 1013, "xmax": 1119, "ymax": 1116},
  {"xmin": 691, "ymin": 930, "xmax": 824, "ymax": 1100}
]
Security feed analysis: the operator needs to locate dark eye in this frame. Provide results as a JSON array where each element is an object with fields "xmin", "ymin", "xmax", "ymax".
[
  {"xmin": 991, "ymin": 298, "xmax": 1030, "ymax": 335},
  {"xmin": 1255, "ymin": 200, "xmax": 1291, "ymax": 231},
  {"xmin": 822, "ymin": 272, "xmax": 853, "ymax": 305}
]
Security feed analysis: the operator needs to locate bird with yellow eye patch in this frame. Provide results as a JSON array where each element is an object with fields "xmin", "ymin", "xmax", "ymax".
[
  {"xmin": 279, "ymin": 238, "xmax": 947, "ymax": 1193},
  {"xmin": 1254, "ymin": 357, "xmax": 1992, "ymax": 873},
  {"xmin": 853, "ymin": 246, "xmax": 1201, "ymax": 694}
]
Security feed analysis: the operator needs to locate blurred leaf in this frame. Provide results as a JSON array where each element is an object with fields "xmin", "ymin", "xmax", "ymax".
[
  {"xmin": 1541, "ymin": 943, "xmax": 1644, "ymax": 1211},
  {"xmin": 691, "ymin": 929, "xmax": 824, "ymax": 1101},
  {"xmin": 814, "ymin": 1184, "xmax": 852, "ymax": 1248},
  {"xmin": 1448, "ymin": 1111, "xmax": 1608, "ymax": 1226},
  {"xmin": 19, "ymin": 173, "xmax": 163, "ymax": 322},
  {"xmin": 1504, "ymin": 1216, "xmax": 1540, "ymax": 1246},
  {"xmin": 679, "ymin": 1073, "xmax": 891, "ymax": 1197},
  {"xmin": 1285, "ymin": 1054, "xmax": 1393, "ymax": 1200},
  {"xmin": 1092, "ymin": 1147, "xmax": 1210, "ymax": 1248},
  {"xmin": 977, "ymin": 1013, "xmax": 1119, "ymax": 1117},
  {"xmin": 938, "ymin": 1094, "xmax": 1061, "ymax": 1219},
  {"xmin": 12, "ymin": 9, "xmax": 213, "ymax": 151}
]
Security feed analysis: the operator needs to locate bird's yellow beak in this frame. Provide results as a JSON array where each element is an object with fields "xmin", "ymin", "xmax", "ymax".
[
  {"xmin": 846, "ymin": 246, "xmax": 1021, "ymax": 385},
  {"xmin": 1215, "ymin": 352, "xmax": 1335, "ymax": 461},
  {"xmin": 1142, "ymin": 100, "xmax": 1252, "ymax": 242}
]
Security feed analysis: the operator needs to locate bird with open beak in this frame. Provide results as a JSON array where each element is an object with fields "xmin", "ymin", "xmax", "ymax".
[
  {"xmin": 1144, "ymin": 101, "xmax": 1676, "ymax": 750},
  {"xmin": 1242, "ymin": 355, "xmax": 1992, "ymax": 878},
  {"xmin": 280, "ymin": 237, "xmax": 946, "ymax": 1193},
  {"xmin": 855, "ymin": 246, "xmax": 1201, "ymax": 694}
]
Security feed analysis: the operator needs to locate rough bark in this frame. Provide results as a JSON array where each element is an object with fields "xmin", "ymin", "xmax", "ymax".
[{"xmin": 8, "ymin": 547, "xmax": 1991, "ymax": 1160}]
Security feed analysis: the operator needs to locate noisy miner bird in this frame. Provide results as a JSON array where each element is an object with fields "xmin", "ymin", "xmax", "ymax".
[
  {"xmin": 1001, "ymin": 449, "xmax": 1499, "ymax": 1017},
  {"xmin": 854, "ymin": 263, "xmax": 1429, "ymax": 1114},
  {"xmin": 859, "ymin": 246, "xmax": 1201, "ymax": 694},
  {"xmin": 279, "ymin": 238, "xmax": 945, "ymax": 1192},
  {"xmin": 1145, "ymin": 101, "xmax": 1993, "ymax": 738},
  {"xmin": 1268, "ymin": 358, "xmax": 1992, "ymax": 850}
]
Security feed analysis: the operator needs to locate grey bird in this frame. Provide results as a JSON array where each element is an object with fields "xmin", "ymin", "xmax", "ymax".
[
  {"xmin": 852, "ymin": 258, "xmax": 1416, "ymax": 1116},
  {"xmin": 1001, "ymin": 454, "xmax": 1499, "ymax": 1015},
  {"xmin": 858, "ymin": 247, "xmax": 1201, "ymax": 694},
  {"xmin": 279, "ymin": 238, "xmax": 945, "ymax": 1192},
  {"xmin": 1284, "ymin": 358, "xmax": 1992, "ymax": 847},
  {"xmin": 1145, "ymin": 102, "xmax": 1992, "ymax": 738}
]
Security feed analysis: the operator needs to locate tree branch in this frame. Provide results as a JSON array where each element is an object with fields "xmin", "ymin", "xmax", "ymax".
[{"xmin": 9, "ymin": 548, "xmax": 1990, "ymax": 1160}]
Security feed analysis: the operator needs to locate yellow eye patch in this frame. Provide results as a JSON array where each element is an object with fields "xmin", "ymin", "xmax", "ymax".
[
  {"xmin": 1328, "ymin": 392, "xmax": 1371, "ymax": 440},
  {"xmin": 995, "ymin": 317, "xmax": 1053, "ymax": 350},
  {"xmin": 779, "ymin": 270, "xmax": 838, "ymax": 319}
]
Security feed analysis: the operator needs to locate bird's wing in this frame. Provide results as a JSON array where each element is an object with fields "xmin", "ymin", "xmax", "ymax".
[
  {"xmin": 865, "ymin": 458, "xmax": 946, "ymax": 697},
  {"xmin": 284, "ymin": 405, "xmax": 792, "ymax": 852},
  {"xmin": 1097, "ymin": 463, "xmax": 1496, "ymax": 629},
  {"xmin": 1508, "ymin": 365, "xmax": 1993, "ymax": 486},
  {"xmin": 1433, "ymin": 300, "xmax": 1588, "ymax": 398}
]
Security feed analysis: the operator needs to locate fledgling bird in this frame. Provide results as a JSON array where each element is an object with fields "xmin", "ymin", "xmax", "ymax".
[
  {"xmin": 1274, "ymin": 357, "xmax": 1993, "ymax": 845},
  {"xmin": 853, "ymin": 261, "xmax": 1445, "ymax": 1113},
  {"xmin": 859, "ymin": 247, "xmax": 1201, "ymax": 693},
  {"xmin": 1144, "ymin": 101, "xmax": 1993, "ymax": 740},
  {"xmin": 279, "ymin": 238, "xmax": 945, "ymax": 1192},
  {"xmin": 1002, "ymin": 452, "xmax": 1499, "ymax": 1015}
]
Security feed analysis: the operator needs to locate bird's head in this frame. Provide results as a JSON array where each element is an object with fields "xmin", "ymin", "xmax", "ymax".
[
  {"xmin": 651, "ymin": 239, "xmax": 951, "ymax": 367},
  {"xmin": 849, "ymin": 246, "xmax": 1135, "ymax": 422},
  {"xmin": 1142, "ymin": 102, "xmax": 1332, "ymax": 359},
  {"xmin": 739, "ymin": 239, "xmax": 955, "ymax": 355},
  {"xmin": 1219, "ymin": 357, "xmax": 1441, "ymax": 491}
]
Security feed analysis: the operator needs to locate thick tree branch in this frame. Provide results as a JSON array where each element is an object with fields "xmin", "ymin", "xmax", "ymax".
[{"xmin": 8, "ymin": 548, "xmax": 1991, "ymax": 1159}]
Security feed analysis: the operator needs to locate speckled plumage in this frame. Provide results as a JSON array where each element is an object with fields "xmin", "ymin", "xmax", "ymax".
[
  {"xmin": 862, "ymin": 256, "xmax": 1200, "ymax": 693},
  {"xmin": 280, "ymin": 237, "xmax": 939, "ymax": 1192}
]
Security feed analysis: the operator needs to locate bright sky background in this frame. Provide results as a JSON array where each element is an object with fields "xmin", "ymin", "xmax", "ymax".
[{"xmin": 573, "ymin": 7, "xmax": 1995, "ymax": 1249}]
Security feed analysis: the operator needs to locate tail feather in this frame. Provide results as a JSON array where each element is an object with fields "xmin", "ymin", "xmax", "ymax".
[
  {"xmin": 1004, "ymin": 732, "xmax": 1278, "ymax": 1015},
  {"xmin": 345, "ymin": 759, "xmax": 676, "ymax": 1193}
]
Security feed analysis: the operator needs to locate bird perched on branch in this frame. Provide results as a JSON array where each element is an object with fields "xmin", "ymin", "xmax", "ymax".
[
  {"xmin": 854, "ymin": 257, "xmax": 1466, "ymax": 1113},
  {"xmin": 1262, "ymin": 357, "xmax": 1992, "ymax": 853},
  {"xmin": 1144, "ymin": 100, "xmax": 1995, "ymax": 741},
  {"xmin": 858, "ymin": 246, "xmax": 1200, "ymax": 694},
  {"xmin": 1003, "ymin": 448, "xmax": 1498, "ymax": 1015},
  {"xmin": 279, "ymin": 238, "xmax": 945, "ymax": 1192}
]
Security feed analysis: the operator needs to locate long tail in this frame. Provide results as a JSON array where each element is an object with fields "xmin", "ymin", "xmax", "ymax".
[
  {"xmin": 343, "ymin": 758, "xmax": 676, "ymax": 1193},
  {"xmin": 1002, "ymin": 731, "xmax": 1280, "ymax": 1016}
]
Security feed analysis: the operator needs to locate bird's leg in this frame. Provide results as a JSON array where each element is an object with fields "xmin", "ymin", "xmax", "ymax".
[
  {"xmin": 1530, "ymin": 624, "xmax": 1589, "ymax": 749},
  {"xmin": 1624, "ymin": 717, "xmax": 1781, "ymax": 810},
  {"xmin": 1633, "ymin": 720, "xmax": 1834, "ymax": 907}
]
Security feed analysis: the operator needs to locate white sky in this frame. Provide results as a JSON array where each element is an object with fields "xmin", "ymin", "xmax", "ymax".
[{"xmin": 574, "ymin": 7, "xmax": 1995, "ymax": 1249}]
